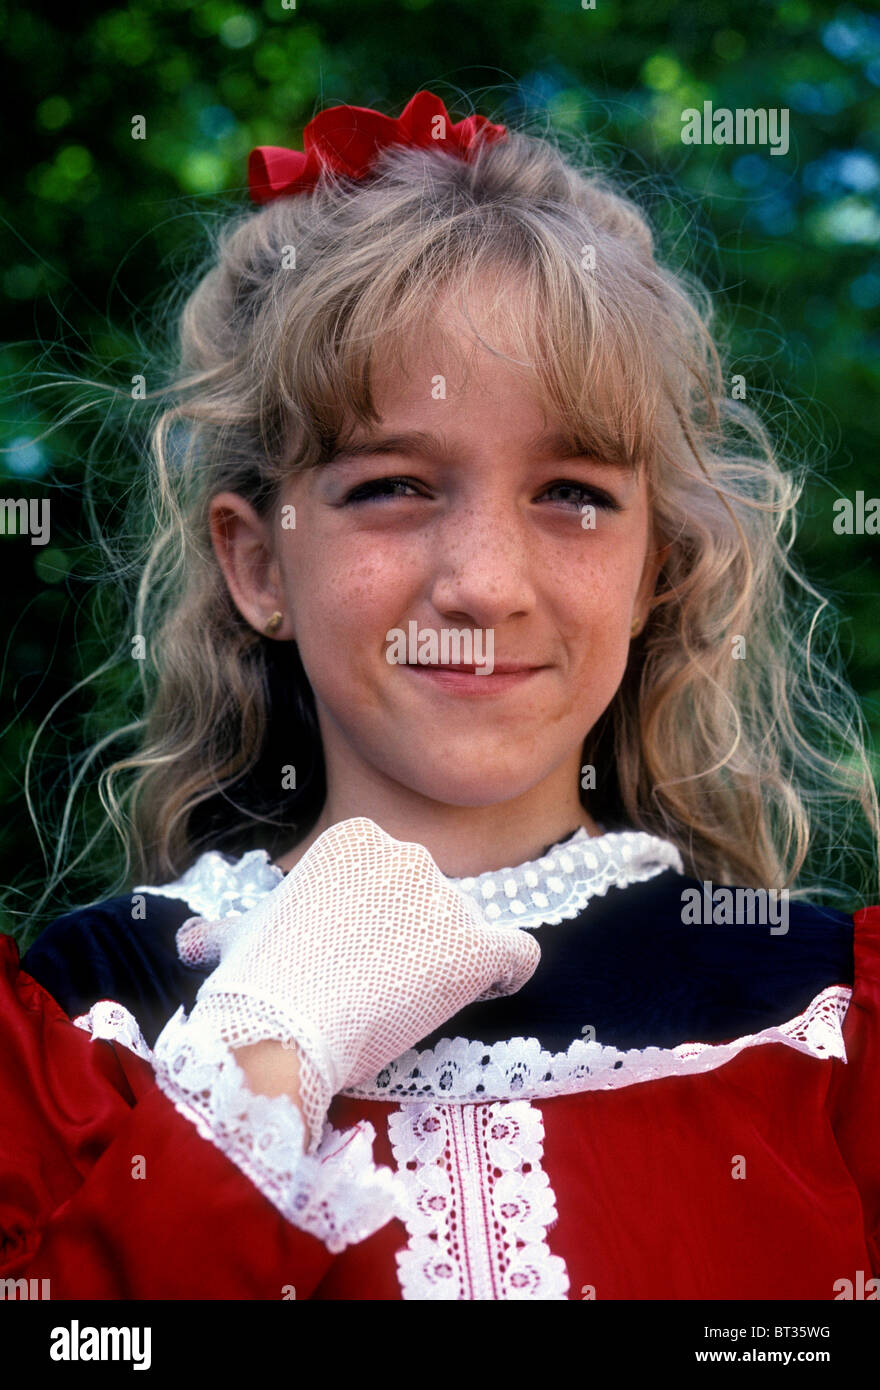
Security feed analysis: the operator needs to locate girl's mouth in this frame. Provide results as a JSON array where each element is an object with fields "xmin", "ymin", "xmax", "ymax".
[{"xmin": 403, "ymin": 664, "xmax": 546, "ymax": 695}]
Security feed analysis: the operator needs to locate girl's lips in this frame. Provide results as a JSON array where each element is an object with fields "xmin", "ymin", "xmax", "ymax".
[{"xmin": 403, "ymin": 664, "xmax": 546, "ymax": 696}]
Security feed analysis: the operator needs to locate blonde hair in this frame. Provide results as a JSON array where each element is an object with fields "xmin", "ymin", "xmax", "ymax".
[{"xmin": 20, "ymin": 106, "xmax": 880, "ymax": 926}]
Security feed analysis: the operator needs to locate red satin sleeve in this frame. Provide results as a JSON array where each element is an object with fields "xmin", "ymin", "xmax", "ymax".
[
  {"xmin": 0, "ymin": 934, "xmax": 334, "ymax": 1299},
  {"xmin": 827, "ymin": 904, "xmax": 880, "ymax": 1275}
]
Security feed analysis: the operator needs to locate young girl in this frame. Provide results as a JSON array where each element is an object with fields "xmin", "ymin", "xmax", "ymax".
[{"xmin": 4, "ymin": 89, "xmax": 880, "ymax": 1302}]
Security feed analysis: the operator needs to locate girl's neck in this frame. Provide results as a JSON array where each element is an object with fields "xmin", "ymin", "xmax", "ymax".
[{"xmin": 273, "ymin": 804, "xmax": 603, "ymax": 878}]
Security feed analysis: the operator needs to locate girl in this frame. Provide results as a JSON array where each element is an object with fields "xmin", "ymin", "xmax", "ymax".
[{"xmin": 4, "ymin": 90, "xmax": 880, "ymax": 1301}]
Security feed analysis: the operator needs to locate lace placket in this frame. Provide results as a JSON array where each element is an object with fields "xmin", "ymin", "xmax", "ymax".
[{"xmin": 388, "ymin": 1099, "xmax": 569, "ymax": 1300}]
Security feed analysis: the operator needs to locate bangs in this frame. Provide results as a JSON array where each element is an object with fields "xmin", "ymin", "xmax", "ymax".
[{"xmin": 274, "ymin": 206, "xmax": 676, "ymax": 478}]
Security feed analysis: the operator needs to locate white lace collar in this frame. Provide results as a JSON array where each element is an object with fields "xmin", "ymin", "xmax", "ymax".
[{"xmin": 134, "ymin": 825, "xmax": 684, "ymax": 930}]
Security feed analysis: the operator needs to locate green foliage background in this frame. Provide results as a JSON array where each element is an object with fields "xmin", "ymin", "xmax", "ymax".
[{"xmin": 2, "ymin": 0, "xmax": 879, "ymax": 936}]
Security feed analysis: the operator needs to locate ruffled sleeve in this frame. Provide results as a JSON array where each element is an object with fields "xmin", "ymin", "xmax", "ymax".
[
  {"xmin": 0, "ymin": 935, "xmax": 401, "ymax": 1298},
  {"xmin": 827, "ymin": 904, "xmax": 880, "ymax": 1276}
]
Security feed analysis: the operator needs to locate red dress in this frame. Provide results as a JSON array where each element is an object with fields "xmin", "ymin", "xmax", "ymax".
[{"xmin": 3, "ymin": 899, "xmax": 880, "ymax": 1301}]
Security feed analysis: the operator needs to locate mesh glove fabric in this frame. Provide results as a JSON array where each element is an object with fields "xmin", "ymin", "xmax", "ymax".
[{"xmin": 177, "ymin": 817, "xmax": 542, "ymax": 1152}]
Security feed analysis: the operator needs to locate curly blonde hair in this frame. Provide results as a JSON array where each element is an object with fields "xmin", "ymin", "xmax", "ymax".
[{"xmin": 22, "ymin": 104, "xmax": 880, "ymax": 924}]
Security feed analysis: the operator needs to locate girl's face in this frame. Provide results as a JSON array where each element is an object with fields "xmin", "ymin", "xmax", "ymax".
[{"xmin": 214, "ymin": 283, "xmax": 664, "ymax": 832}]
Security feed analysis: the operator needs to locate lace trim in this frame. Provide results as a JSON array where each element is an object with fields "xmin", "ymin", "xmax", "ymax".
[
  {"xmin": 143, "ymin": 1006, "xmax": 403, "ymax": 1254},
  {"xmin": 134, "ymin": 828, "xmax": 685, "ymax": 932},
  {"xmin": 388, "ymin": 1100, "xmax": 569, "ymax": 1300},
  {"xmin": 74, "ymin": 999, "xmax": 404, "ymax": 1252},
  {"xmin": 134, "ymin": 848, "xmax": 282, "ymax": 921},
  {"xmin": 72, "ymin": 1000, "xmax": 154, "ymax": 1062},
  {"xmin": 445, "ymin": 829, "xmax": 684, "ymax": 928},
  {"xmin": 342, "ymin": 985, "xmax": 852, "ymax": 1104}
]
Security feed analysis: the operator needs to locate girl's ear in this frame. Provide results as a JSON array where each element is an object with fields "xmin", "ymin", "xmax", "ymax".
[
  {"xmin": 209, "ymin": 491, "xmax": 291, "ymax": 639},
  {"xmin": 634, "ymin": 540, "xmax": 673, "ymax": 627}
]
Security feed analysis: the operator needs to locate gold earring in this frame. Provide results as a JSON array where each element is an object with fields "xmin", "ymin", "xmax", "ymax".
[
  {"xmin": 630, "ymin": 616, "xmax": 642, "ymax": 637},
  {"xmin": 264, "ymin": 611, "xmax": 283, "ymax": 636}
]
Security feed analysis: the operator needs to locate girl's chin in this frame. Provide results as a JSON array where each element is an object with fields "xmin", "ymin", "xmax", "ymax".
[{"xmin": 381, "ymin": 769, "xmax": 557, "ymax": 808}]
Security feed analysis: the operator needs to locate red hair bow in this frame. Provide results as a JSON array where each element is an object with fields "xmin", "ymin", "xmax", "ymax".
[{"xmin": 248, "ymin": 90, "xmax": 508, "ymax": 204}]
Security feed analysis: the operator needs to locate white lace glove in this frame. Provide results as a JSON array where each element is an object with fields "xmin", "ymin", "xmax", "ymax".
[{"xmin": 177, "ymin": 817, "xmax": 541, "ymax": 1153}]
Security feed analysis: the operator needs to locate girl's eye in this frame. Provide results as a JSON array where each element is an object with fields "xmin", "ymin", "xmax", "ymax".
[
  {"xmin": 541, "ymin": 480, "xmax": 622, "ymax": 512},
  {"xmin": 342, "ymin": 476, "xmax": 622, "ymax": 510},
  {"xmin": 342, "ymin": 477, "xmax": 425, "ymax": 504}
]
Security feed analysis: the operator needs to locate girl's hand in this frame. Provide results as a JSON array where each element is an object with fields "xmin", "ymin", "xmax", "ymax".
[{"xmin": 177, "ymin": 817, "xmax": 541, "ymax": 1151}]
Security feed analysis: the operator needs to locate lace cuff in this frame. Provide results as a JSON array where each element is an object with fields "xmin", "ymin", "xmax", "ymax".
[
  {"xmin": 155, "ymin": 1006, "xmax": 405, "ymax": 1252},
  {"xmin": 75, "ymin": 1000, "xmax": 403, "ymax": 1254}
]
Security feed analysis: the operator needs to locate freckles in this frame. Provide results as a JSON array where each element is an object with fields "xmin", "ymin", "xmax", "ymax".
[
  {"xmin": 311, "ymin": 555, "xmax": 409, "ymax": 619},
  {"xmin": 555, "ymin": 564, "xmax": 618, "ymax": 624},
  {"xmin": 570, "ymin": 540, "xmax": 643, "ymax": 600}
]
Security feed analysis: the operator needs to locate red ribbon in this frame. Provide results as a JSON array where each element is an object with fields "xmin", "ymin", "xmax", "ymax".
[{"xmin": 248, "ymin": 90, "xmax": 508, "ymax": 204}]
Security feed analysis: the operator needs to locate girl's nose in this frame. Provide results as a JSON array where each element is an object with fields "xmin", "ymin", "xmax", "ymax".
[{"xmin": 426, "ymin": 506, "xmax": 538, "ymax": 625}]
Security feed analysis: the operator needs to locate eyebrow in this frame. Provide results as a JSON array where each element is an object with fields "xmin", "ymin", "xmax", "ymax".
[{"xmin": 323, "ymin": 429, "xmax": 637, "ymax": 473}]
